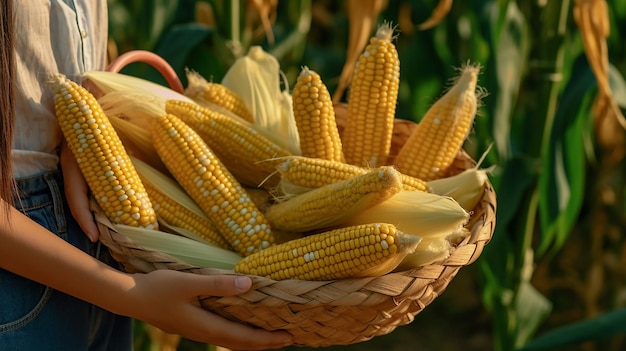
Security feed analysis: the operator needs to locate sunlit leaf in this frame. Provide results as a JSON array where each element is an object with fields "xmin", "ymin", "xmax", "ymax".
[
  {"xmin": 483, "ymin": 1, "xmax": 529, "ymax": 160},
  {"xmin": 609, "ymin": 63, "xmax": 626, "ymax": 107},
  {"xmin": 520, "ymin": 308, "xmax": 626, "ymax": 350},
  {"xmin": 514, "ymin": 282, "xmax": 553, "ymax": 349},
  {"xmin": 482, "ymin": 156, "xmax": 536, "ymax": 284},
  {"xmin": 537, "ymin": 55, "xmax": 595, "ymax": 256},
  {"xmin": 152, "ymin": 24, "xmax": 214, "ymax": 80}
]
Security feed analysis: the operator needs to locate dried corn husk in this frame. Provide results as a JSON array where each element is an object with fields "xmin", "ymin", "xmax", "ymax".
[
  {"xmin": 428, "ymin": 167, "xmax": 492, "ymax": 211},
  {"xmin": 221, "ymin": 46, "xmax": 301, "ymax": 154},
  {"xmin": 341, "ymin": 190, "xmax": 469, "ymax": 237}
]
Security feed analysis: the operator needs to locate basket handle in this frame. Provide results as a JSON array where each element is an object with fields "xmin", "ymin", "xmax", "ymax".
[{"xmin": 106, "ymin": 50, "xmax": 185, "ymax": 94}]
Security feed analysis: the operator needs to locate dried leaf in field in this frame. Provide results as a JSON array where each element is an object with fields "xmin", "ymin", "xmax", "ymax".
[
  {"xmin": 573, "ymin": 0, "xmax": 626, "ymax": 129},
  {"xmin": 332, "ymin": 0, "xmax": 387, "ymax": 103},
  {"xmin": 417, "ymin": 0, "xmax": 453, "ymax": 30},
  {"xmin": 249, "ymin": 0, "xmax": 277, "ymax": 45}
]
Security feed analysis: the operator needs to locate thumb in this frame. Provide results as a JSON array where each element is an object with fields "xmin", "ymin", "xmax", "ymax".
[{"xmin": 186, "ymin": 274, "xmax": 253, "ymax": 298}]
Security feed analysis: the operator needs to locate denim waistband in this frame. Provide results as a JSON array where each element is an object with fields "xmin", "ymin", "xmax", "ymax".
[
  {"xmin": 13, "ymin": 171, "xmax": 64, "ymax": 213},
  {"xmin": 11, "ymin": 170, "xmax": 108, "ymax": 262}
]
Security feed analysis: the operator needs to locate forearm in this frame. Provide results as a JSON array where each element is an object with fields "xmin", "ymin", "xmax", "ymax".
[
  {"xmin": 0, "ymin": 202, "xmax": 294, "ymax": 349},
  {"xmin": 0, "ymin": 204, "xmax": 135, "ymax": 316}
]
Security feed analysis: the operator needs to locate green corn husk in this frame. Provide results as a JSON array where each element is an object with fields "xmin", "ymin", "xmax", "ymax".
[{"xmin": 113, "ymin": 224, "xmax": 242, "ymax": 270}]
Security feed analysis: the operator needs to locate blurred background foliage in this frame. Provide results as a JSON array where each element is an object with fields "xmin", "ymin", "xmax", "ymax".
[{"xmin": 106, "ymin": 0, "xmax": 626, "ymax": 350}]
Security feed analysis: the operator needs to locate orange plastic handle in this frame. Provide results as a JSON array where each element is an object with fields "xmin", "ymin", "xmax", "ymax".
[{"xmin": 105, "ymin": 50, "xmax": 184, "ymax": 94}]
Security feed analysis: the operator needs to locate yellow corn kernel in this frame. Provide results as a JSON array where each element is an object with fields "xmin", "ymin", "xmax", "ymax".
[
  {"xmin": 265, "ymin": 166, "xmax": 403, "ymax": 232},
  {"xmin": 292, "ymin": 67, "xmax": 344, "ymax": 162},
  {"xmin": 131, "ymin": 156, "xmax": 232, "ymax": 249},
  {"xmin": 243, "ymin": 186, "xmax": 274, "ymax": 213},
  {"xmin": 342, "ymin": 22, "xmax": 400, "ymax": 168},
  {"xmin": 277, "ymin": 156, "xmax": 429, "ymax": 193},
  {"xmin": 50, "ymin": 74, "xmax": 158, "ymax": 229},
  {"xmin": 394, "ymin": 64, "xmax": 481, "ymax": 181},
  {"xmin": 165, "ymin": 99, "xmax": 292, "ymax": 188},
  {"xmin": 184, "ymin": 69, "xmax": 255, "ymax": 123},
  {"xmin": 234, "ymin": 223, "xmax": 420, "ymax": 280},
  {"xmin": 144, "ymin": 182, "xmax": 232, "ymax": 249},
  {"xmin": 150, "ymin": 113, "xmax": 275, "ymax": 256}
]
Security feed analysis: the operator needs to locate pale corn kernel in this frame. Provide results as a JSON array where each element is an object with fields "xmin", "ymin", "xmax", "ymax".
[
  {"xmin": 165, "ymin": 100, "xmax": 291, "ymax": 188},
  {"xmin": 266, "ymin": 166, "xmax": 403, "ymax": 232},
  {"xmin": 141, "ymin": 181, "xmax": 232, "ymax": 249},
  {"xmin": 184, "ymin": 69, "xmax": 255, "ymax": 123},
  {"xmin": 151, "ymin": 113, "xmax": 276, "ymax": 257},
  {"xmin": 234, "ymin": 223, "xmax": 405, "ymax": 280},
  {"xmin": 51, "ymin": 74, "xmax": 158, "ymax": 229},
  {"xmin": 394, "ymin": 64, "xmax": 481, "ymax": 181},
  {"xmin": 277, "ymin": 156, "xmax": 429, "ymax": 192}
]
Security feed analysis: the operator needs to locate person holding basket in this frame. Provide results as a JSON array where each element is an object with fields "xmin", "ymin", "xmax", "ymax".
[{"xmin": 0, "ymin": 1, "xmax": 292, "ymax": 350}]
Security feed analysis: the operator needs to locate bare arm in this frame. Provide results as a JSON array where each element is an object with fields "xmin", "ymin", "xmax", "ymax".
[{"xmin": 0, "ymin": 206, "xmax": 293, "ymax": 350}]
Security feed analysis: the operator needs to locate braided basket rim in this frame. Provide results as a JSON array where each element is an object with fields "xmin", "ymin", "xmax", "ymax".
[
  {"xmin": 95, "ymin": 149, "xmax": 496, "ymax": 347},
  {"xmin": 96, "ymin": 53, "xmax": 497, "ymax": 347}
]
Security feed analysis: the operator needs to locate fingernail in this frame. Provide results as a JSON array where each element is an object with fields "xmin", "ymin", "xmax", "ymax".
[
  {"xmin": 88, "ymin": 232, "xmax": 99, "ymax": 243},
  {"xmin": 235, "ymin": 276, "xmax": 251, "ymax": 291}
]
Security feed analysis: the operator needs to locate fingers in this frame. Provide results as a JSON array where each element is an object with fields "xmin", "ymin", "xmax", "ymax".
[
  {"xmin": 197, "ymin": 314, "xmax": 293, "ymax": 350},
  {"xmin": 139, "ymin": 271, "xmax": 294, "ymax": 349},
  {"xmin": 59, "ymin": 140, "xmax": 99, "ymax": 241},
  {"xmin": 169, "ymin": 302, "xmax": 293, "ymax": 350}
]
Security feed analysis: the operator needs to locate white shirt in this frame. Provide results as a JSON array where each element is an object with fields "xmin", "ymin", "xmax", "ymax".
[{"xmin": 12, "ymin": 0, "xmax": 108, "ymax": 178}]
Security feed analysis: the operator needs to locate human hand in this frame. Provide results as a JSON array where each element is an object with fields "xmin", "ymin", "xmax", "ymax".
[
  {"xmin": 126, "ymin": 270, "xmax": 294, "ymax": 350},
  {"xmin": 60, "ymin": 139, "xmax": 100, "ymax": 241}
]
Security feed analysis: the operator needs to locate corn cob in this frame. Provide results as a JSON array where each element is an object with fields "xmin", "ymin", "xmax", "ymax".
[
  {"xmin": 131, "ymin": 157, "xmax": 232, "ymax": 249},
  {"xmin": 292, "ymin": 67, "xmax": 344, "ymax": 162},
  {"xmin": 234, "ymin": 223, "xmax": 420, "ymax": 280},
  {"xmin": 165, "ymin": 99, "xmax": 291, "ymax": 188},
  {"xmin": 50, "ymin": 74, "xmax": 158, "ymax": 229},
  {"xmin": 184, "ymin": 69, "xmax": 255, "ymax": 123},
  {"xmin": 342, "ymin": 22, "xmax": 400, "ymax": 168},
  {"xmin": 150, "ymin": 113, "xmax": 275, "ymax": 256},
  {"xmin": 243, "ymin": 186, "xmax": 274, "ymax": 213},
  {"xmin": 108, "ymin": 113, "xmax": 170, "ymax": 175},
  {"xmin": 276, "ymin": 156, "xmax": 429, "ymax": 193},
  {"xmin": 394, "ymin": 64, "xmax": 481, "ymax": 181},
  {"xmin": 265, "ymin": 166, "xmax": 403, "ymax": 232}
]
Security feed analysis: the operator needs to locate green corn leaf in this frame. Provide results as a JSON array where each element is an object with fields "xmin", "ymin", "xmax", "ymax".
[
  {"xmin": 520, "ymin": 308, "xmax": 626, "ymax": 351},
  {"xmin": 152, "ymin": 23, "xmax": 215, "ymax": 82},
  {"xmin": 537, "ymin": 55, "xmax": 596, "ymax": 256},
  {"xmin": 514, "ymin": 282, "xmax": 553, "ymax": 349}
]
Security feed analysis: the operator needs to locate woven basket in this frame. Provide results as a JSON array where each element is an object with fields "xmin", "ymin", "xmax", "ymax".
[
  {"xmin": 96, "ymin": 54, "xmax": 496, "ymax": 347},
  {"xmin": 95, "ymin": 139, "xmax": 495, "ymax": 347}
]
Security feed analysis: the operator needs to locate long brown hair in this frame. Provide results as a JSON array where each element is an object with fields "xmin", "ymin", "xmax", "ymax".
[{"xmin": 0, "ymin": 0, "xmax": 15, "ymax": 216}]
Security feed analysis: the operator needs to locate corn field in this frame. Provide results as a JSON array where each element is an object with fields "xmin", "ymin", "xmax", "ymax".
[{"xmin": 106, "ymin": 0, "xmax": 626, "ymax": 350}]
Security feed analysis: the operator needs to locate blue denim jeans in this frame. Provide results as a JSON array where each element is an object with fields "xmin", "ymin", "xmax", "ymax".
[{"xmin": 0, "ymin": 171, "xmax": 132, "ymax": 350}]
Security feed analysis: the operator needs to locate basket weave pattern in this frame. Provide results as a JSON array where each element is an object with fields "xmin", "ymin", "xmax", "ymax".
[{"xmin": 96, "ymin": 147, "xmax": 496, "ymax": 347}]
